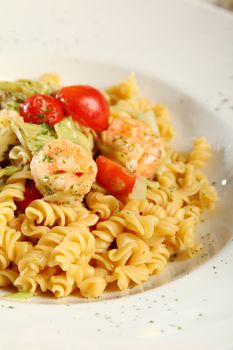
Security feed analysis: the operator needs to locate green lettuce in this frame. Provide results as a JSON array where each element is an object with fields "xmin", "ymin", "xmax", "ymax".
[{"xmin": 54, "ymin": 117, "xmax": 93, "ymax": 152}]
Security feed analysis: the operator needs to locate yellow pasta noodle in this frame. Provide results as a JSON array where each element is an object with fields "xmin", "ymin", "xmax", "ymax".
[
  {"xmin": 146, "ymin": 243, "xmax": 170, "ymax": 274},
  {"xmin": 153, "ymin": 104, "xmax": 175, "ymax": 141},
  {"xmin": 50, "ymin": 273, "xmax": 75, "ymax": 298},
  {"xmin": 9, "ymin": 145, "xmax": 32, "ymax": 166},
  {"xmin": 0, "ymin": 166, "xmax": 31, "ymax": 226},
  {"xmin": 86, "ymin": 191, "xmax": 123, "ymax": 219},
  {"xmin": 0, "ymin": 268, "xmax": 18, "ymax": 288},
  {"xmin": 0, "ymin": 226, "xmax": 21, "ymax": 262},
  {"xmin": 198, "ymin": 180, "xmax": 219, "ymax": 210},
  {"xmin": 188, "ymin": 137, "xmax": 212, "ymax": 168},
  {"xmin": 48, "ymin": 223, "xmax": 95, "ymax": 271},
  {"xmin": 25, "ymin": 199, "xmax": 86, "ymax": 227},
  {"xmin": 18, "ymin": 225, "xmax": 71, "ymax": 276},
  {"xmin": 108, "ymin": 232, "xmax": 152, "ymax": 266},
  {"xmin": 107, "ymin": 264, "xmax": 150, "ymax": 291},
  {"xmin": 78, "ymin": 267, "xmax": 108, "ymax": 298},
  {"xmin": 92, "ymin": 216, "xmax": 124, "ymax": 253}
]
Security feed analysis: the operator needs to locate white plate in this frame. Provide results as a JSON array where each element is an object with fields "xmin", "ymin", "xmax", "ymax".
[{"xmin": 0, "ymin": 1, "xmax": 233, "ymax": 349}]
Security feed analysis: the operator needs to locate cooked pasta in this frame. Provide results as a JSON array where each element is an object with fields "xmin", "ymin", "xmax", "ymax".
[
  {"xmin": 188, "ymin": 137, "xmax": 212, "ymax": 168},
  {"xmin": 0, "ymin": 268, "xmax": 18, "ymax": 288},
  {"xmin": 77, "ymin": 267, "xmax": 108, "ymax": 298},
  {"xmin": 0, "ymin": 166, "xmax": 32, "ymax": 225},
  {"xmin": 0, "ymin": 73, "xmax": 218, "ymax": 298},
  {"xmin": 48, "ymin": 224, "xmax": 95, "ymax": 271},
  {"xmin": 146, "ymin": 243, "xmax": 171, "ymax": 274},
  {"xmin": 86, "ymin": 191, "xmax": 123, "ymax": 219},
  {"xmin": 107, "ymin": 264, "xmax": 150, "ymax": 291},
  {"xmin": 9, "ymin": 145, "xmax": 32, "ymax": 166},
  {"xmin": 25, "ymin": 199, "xmax": 86, "ymax": 227},
  {"xmin": 50, "ymin": 273, "xmax": 75, "ymax": 298},
  {"xmin": 0, "ymin": 226, "xmax": 21, "ymax": 262}
]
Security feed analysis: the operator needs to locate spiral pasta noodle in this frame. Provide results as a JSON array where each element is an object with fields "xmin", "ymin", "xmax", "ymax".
[
  {"xmin": 25, "ymin": 199, "xmax": 86, "ymax": 227},
  {"xmin": 48, "ymin": 224, "xmax": 95, "ymax": 271},
  {"xmin": 146, "ymin": 244, "xmax": 170, "ymax": 274},
  {"xmin": 0, "ymin": 248, "xmax": 9, "ymax": 270},
  {"xmin": 108, "ymin": 232, "xmax": 152, "ymax": 266},
  {"xmin": 86, "ymin": 191, "xmax": 123, "ymax": 219},
  {"xmin": 198, "ymin": 180, "xmax": 218, "ymax": 210},
  {"xmin": 0, "ymin": 199, "xmax": 16, "ymax": 226},
  {"xmin": 18, "ymin": 225, "xmax": 71, "ymax": 276},
  {"xmin": 188, "ymin": 137, "xmax": 212, "ymax": 168},
  {"xmin": 106, "ymin": 73, "xmax": 139, "ymax": 104},
  {"xmin": 0, "ymin": 226, "xmax": 30, "ymax": 266},
  {"xmin": 107, "ymin": 264, "xmax": 150, "ymax": 291},
  {"xmin": 92, "ymin": 216, "xmax": 124, "ymax": 253},
  {"xmin": 0, "ymin": 268, "xmax": 18, "ymax": 288},
  {"xmin": 113, "ymin": 210, "xmax": 158, "ymax": 239},
  {"xmin": 153, "ymin": 104, "xmax": 175, "ymax": 141},
  {"xmin": 9, "ymin": 145, "xmax": 32, "ymax": 166},
  {"xmin": 78, "ymin": 267, "xmax": 108, "ymax": 298},
  {"xmin": 0, "ymin": 166, "xmax": 31, "ymax": 226},
  {"xmin": 50, "ymin": 273, "xmax": 75, "ymax": 298}
]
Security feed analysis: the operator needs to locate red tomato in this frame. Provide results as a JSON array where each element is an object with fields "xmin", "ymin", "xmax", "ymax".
[
  {"xmin": 56, "ymin": 85, "xmax": 109, "ymax": 131},
  {"xmin": 96, "ymin": 156, "xmax": 136, "ymax": 196},
  {"xmin": 20, "ymin": 94, "xmax": 64, "ymax": 126},
  {"xmin": 16, "ymin": 180, "xmax": 42, "ymax": 211}
]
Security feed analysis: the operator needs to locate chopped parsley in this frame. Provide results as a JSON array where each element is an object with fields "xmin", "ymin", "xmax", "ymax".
[
  {"xmin": 55, "ymin": 150, "xmax": 61, "ymax": 156},
  {"xmin": 37, "ymin": 114, "xmax": 46, "ymax": 119},
  {"xmin": 45, "ymin": 187, "xmax": 53, "ymax": 195},
  {"xmin": 43, "ymin": 155, "xmax": 53, "ymax": 163}
]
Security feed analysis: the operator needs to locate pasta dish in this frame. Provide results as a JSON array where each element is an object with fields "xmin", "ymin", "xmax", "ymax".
[{"xmin": 0, "ymin": 74, "xmax": 218, "ymax": 298}]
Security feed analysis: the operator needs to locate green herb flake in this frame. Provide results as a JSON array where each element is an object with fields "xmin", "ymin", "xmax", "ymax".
[
  {"xmin": 43, "ymin": 155, "xmax": 54, "ymax": 163},
  {"xmin": 38, "ymin": 114, "xmax": 46, "ymax": 119},
  {"xmin": 45, "ymin": 186, "xmax": 53, "ymax": 195}
]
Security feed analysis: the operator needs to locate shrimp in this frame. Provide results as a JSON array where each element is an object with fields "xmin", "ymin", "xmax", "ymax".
[
  {"xmin": 100, "ymin": 115, "xmax": 162, "ymax": 179},
  {"xmin": 30, "ymin": 139, "xmax": 97, "ymax": 199}
]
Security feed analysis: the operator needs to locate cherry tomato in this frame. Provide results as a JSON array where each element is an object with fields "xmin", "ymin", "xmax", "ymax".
[
  {"xmin": 56, "ymin": 85, "xmax": 109, "ymax": 131},
  {"xmin": 16, "ymin": 180, "xmax": 42, "ymax": 211},
  {"xmin": 96, "ymin": 156, "xmax": 136, "ymax": 196},
  {"xmin": 20, "ymin": 94, "xmax": 64, "ymax": 126}
]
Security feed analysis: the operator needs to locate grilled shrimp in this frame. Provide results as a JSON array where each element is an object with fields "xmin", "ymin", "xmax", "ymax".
[
  {"xmin": 30, "ymin": 139, "xmax": 97, "ymax": 199},
  {"xmin": 100, "ymin": 115, "xmax": 162, "ymax": 179}
]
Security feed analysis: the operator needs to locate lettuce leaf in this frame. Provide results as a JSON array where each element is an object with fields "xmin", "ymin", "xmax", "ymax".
[
  {"xmin": 135, "ymin": 111, "xmax": 159, "ymax": 135},
  {"xmin": 3, "ymin": 292, "xmax": 33, "ymax": 300},
  {"xmin": 129, "ymin": 176, "xmax": 147, "ymax": 200},
  {"xmin": 11, "ymin": 116, "xmax": 56, "ymax": 154},
  {"xmin": 54, "ymin": 117, "xmax": 93, "ymax": 152}
]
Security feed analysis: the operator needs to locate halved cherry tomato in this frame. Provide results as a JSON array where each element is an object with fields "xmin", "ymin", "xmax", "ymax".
[
  {"xmin": 20, "ymin": 94, "xmax": 64, "ymax": 126},
  {"xmin": 96, "ymin": 156, "xmax": 136, "ymax": 196},
  {"xmin": 56, "ymin": 85, "xmax": 109, "ymax": 131},
  {"xmin": 16, "ymin": 180, "xmax": 42, "ymax": 211}
]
